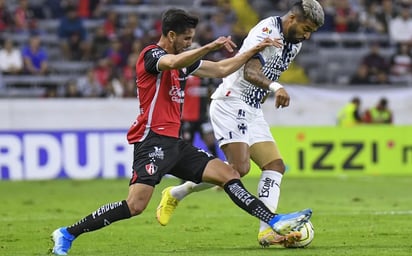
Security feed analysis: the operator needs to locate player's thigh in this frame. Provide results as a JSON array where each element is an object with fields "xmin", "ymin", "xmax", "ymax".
[
  {"xmin": 127, "ymin": 183, "xmax": 154, "ymax": 215},
  {"xmin": 250, "ymin": 141, "xmax": 282, "ymax": 169},
  {"xmin": 201, "ymin": 158, "xmax": 240, "ymax": 187},
  {"xmin": 200, "ymin": 122, "xmax": 215, "ymax": 145},
  {"xmin": 248, "ymin": 112, "xmax": 281, "ymax": 168},
  {"xmin": 221, "ymin": 142, "xmax": 250, "ymax": 175}
]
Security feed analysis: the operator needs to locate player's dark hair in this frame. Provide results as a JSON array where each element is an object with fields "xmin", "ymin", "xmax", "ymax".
[
  {"xmin": 291, "ymin": 1, "xmax": 306, "ymax": 20},
  {"xmin": 161, "ymin": 8, "xmax": 199, "ymax": 36}
]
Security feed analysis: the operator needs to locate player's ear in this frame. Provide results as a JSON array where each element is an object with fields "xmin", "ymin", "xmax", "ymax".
[{"xmin": 168, "ymin": 31, "xmax": 176, "ymax": 43}]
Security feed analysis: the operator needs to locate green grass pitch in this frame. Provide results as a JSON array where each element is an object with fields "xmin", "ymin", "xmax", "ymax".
[{"xmin": 1, "ymin": 176, "xmax": 412, "ymax": 256}]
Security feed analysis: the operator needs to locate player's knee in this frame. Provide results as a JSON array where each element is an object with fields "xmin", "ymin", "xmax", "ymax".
[
  {"xmin": 263, "ymin": 159, "xmax": 285, "ymax": 174},
  {"xmin": 232, "ymin": 162, "xmax": 250, "ymax": 177},
  {"xmin": 125, "ymin": 200, "xmax": 147, "ymax": 216}
]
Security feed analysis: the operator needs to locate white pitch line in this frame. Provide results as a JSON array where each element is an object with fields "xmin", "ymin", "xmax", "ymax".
[{"xmin": 372, "ymin": 210, "xmax": 412, "ymax": 215}]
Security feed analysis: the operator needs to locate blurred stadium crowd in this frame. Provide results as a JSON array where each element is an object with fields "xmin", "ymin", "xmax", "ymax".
[{"xmin": 0, "ymin": 0, "xmax": 411, "ymax": 98}]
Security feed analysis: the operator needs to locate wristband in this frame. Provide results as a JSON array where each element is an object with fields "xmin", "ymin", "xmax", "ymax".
[{"xmin": 268, "ymin": 82, "xmax": 283, "ymax": 92}]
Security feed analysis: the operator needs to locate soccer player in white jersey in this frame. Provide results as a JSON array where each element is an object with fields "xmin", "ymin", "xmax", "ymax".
[{"xmin": 157, "ymin": 0, "xmax": 324, "ymax": 247}]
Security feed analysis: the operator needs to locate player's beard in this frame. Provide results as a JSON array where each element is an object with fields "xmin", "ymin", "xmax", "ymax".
[
  {"xmin": 173, "ymin": 41, "xmax": 186, "ymax": 54},
  {"xmin": 284, "ymin": 25, "xmax": 304, "ymax": 44}
]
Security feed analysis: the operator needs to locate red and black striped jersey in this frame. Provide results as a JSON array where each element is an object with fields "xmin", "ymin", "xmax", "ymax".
[{"xmin": 127, "ymin": 44, "xmax": 201, "ymax": 143}]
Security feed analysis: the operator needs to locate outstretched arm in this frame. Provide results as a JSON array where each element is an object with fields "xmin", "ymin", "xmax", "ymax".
[
  {"xmin": 158, "ymin": 36, "xmax": 237, "ymax": 71},
  {"xmin": 193, "ymin": 38, "xmax": 280, "ymax": 78}
]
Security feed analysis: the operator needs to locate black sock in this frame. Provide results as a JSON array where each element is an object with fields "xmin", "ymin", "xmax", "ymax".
[
  {"xmin": 224, "ymin": 179, "xmax": 276, "ymax": 224},
  {"xmin": 66, "ymin": 200, "xmax": 131, "ymax": 237}
]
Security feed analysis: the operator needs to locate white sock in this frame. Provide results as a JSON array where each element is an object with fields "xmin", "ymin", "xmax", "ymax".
[
  {"xmin": 170, "ymin": 181, "xmax": 215, "ymax": 201},
  {"xmin": 257, "ymin": 170, "xmax": 283, "ymax": 232}
]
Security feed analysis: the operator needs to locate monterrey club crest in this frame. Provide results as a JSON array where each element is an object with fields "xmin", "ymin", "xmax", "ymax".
[{"xmin": 145, "ymin": 163, "xmax": 158, "ymax": 175}]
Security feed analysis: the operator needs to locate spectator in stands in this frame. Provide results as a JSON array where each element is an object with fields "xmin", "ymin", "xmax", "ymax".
[
  {"xmin": 58, "ymin": 6, "xmax": 89, "ymax": 60},
  {"xmin": 104, "ymin": 37, "xmax": 127, "ymax": 70},
  {"xmin": 77, "ymin": 0, "xmax": 105, "ymax": 19},
  {"xmin": 350, "ymin": 64, "xmax": 371, "ymax": 85},
  {"xmin": 0, "ymin": 0, "xmax": 12, "ymax": 32},
  {"xmin": 195, "ymin": 23, "xmax": 216, "ymax": 59},
  {"xmin": 127, "ymin": 39, "xmax": 143, "ymax": 66},
  {"xmin": 113, "ymin": 0, "xmax": 146, "ymax": 4},
  {"xmin": 103, "ymin": 10, "xmax": 120, "ymax": 39},
  {"xmin": 0, "ymin": 39, "xmax": 23, "ymax": 74},
  {"xmin": 375, "ymin": 0, "xmax": 396, "ymax": 35},
  {"xmin": 217, "ymin": 0, "xmax": 237, "ymax": 24},
  {"xmin": 337, "ymin": 97, "xmax": 363, "ymax": 127},
  {"xmin": 359, "ymin": 1, "xmax": 384, "ymax": 34},
  {"xmin": 77, "ymin": 68, "xmax": 104, "ymax": 97},
  {"xmin": 334, "ymin": 0, "xmax": 360, "ymax": 32},
  {"xmin": 317, "ymin": 0, "xmax": 335, "ymax": 32},
  {"xmin": 361, "ymin": 42, "xmax": 389, "ymax": 84},
  {"xmin": 105, "ymin": 73, "xmax": 124, "ymax": 98},
  {"xmin": 44, "ymin": 86, "xmax": 58, "ymax": 98},
  {"xmin": 118, "ymin": 25, "xmax": 135, "ymax": 57},
  {"xmin": 362, "ymin": 97, "xmax": 393, "ymax": 124},
  {"xmin": 125, "ymin": 13, "xmax": 145, "ymax": 40},
  {"xmin": 389, "ymin": 2, "xmax": 412, "ymax": 46},
  {"xmin": 68, "ymin": 32, "xmax": 86, "ymax": 61},
  {"xmin": 64, "ymin": 79, "xmax": 82, "ymax": 98},
  {"xmin": 120, "ymin": 54, "xmax": 137, "ymax": 98},
  {"xmin": 21, "ymin": 34, "xmax": 49, "ymax": 75},
  {"xmin": 209, "ymin": 9, "xmax": 233, "ymax": 39},
  {"xmin": 13, "ymin": 0, "xmax": 37, "ymax": 33},
  {"xmin": 43, "ymin": 0, "xmax": 66, "ymax": 19},
  {"xmin": 93, "ymin": 57, "xmax": 112, "ymax": 90},
  {"xmin": 90, "ymin": 25, "xmax": 110, "ymax": 61},
  {"xmin": 389, "ymin": 42, "xmax": 412, "ymax": 84}
]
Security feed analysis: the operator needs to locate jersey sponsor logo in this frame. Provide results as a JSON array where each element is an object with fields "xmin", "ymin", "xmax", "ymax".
[
  {"xmin": 258, "ymin": 177, "xmax": 279, "ymax": 198},
  {"xmin": 148, "ymin": 146, "xmax": 164, "ymax": 160},
  {"xmin": 169, "ymin": 86, "xmax": 184, "ymax": 103},
  {"xmin": 151, "ymin": 48, "xmax": 164, "ymax": 59},
  {"xmin": 145, "ymin": 163, "xmax": 158, "ymax": 175}
]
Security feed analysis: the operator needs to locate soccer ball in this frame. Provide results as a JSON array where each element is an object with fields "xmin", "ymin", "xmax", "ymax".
[{"xmin": 284, "ymin": 220, "xmax": 314, "ymax": 248}]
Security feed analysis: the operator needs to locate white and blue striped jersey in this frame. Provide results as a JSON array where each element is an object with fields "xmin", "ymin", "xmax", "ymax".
[{"xmin": 211, "ymin": 16, "xmax": 302, "ymax": 109}]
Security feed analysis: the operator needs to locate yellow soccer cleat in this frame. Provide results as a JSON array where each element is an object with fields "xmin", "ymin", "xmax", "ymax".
[
  {"xmin": 156, "ymin": 187, "xmax": 179, "ymax": 226},
  {"xmin": 258, "ymin": 227, "xmax": 302, "ymax": 248}
]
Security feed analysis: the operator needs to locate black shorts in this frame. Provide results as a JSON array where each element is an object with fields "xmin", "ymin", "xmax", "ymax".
[{"xmin": 129, "ymin": 130, "xmax": 215, "ymax": 187}]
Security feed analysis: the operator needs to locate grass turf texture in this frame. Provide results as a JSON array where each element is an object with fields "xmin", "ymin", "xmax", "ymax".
[{"xmin": 1, "ymin": 176, "xmax": 411, "ymax": 256}]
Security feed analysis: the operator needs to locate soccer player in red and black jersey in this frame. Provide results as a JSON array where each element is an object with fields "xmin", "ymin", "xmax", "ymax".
[{"xmin": 51, "ymin": 8, "xmax": 311, "ymax": 255}]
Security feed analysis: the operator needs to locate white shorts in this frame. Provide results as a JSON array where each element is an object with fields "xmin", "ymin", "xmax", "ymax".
[{"xmin": 210, "ymin": 98, "xmax": 275, "ymax": 147}]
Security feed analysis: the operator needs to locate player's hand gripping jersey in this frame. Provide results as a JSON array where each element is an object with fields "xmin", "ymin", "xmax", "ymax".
[{"xmin": 211, "ymin": 16, "xmax": 302, "ymax": 109}]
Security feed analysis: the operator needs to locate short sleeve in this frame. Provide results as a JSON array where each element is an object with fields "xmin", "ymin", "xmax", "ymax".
[
  {"xmin": 143, "ymin": 47, "xmax": 167, "ymax": 74},
  {"xmin": 185, "ymin": 60, "xmax": 201, "ymax": 75}
]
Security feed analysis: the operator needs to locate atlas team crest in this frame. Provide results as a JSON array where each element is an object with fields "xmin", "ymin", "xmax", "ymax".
[{"xmin": 145, "ymin": 163, "xmax": 158, "ymax": 175}]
